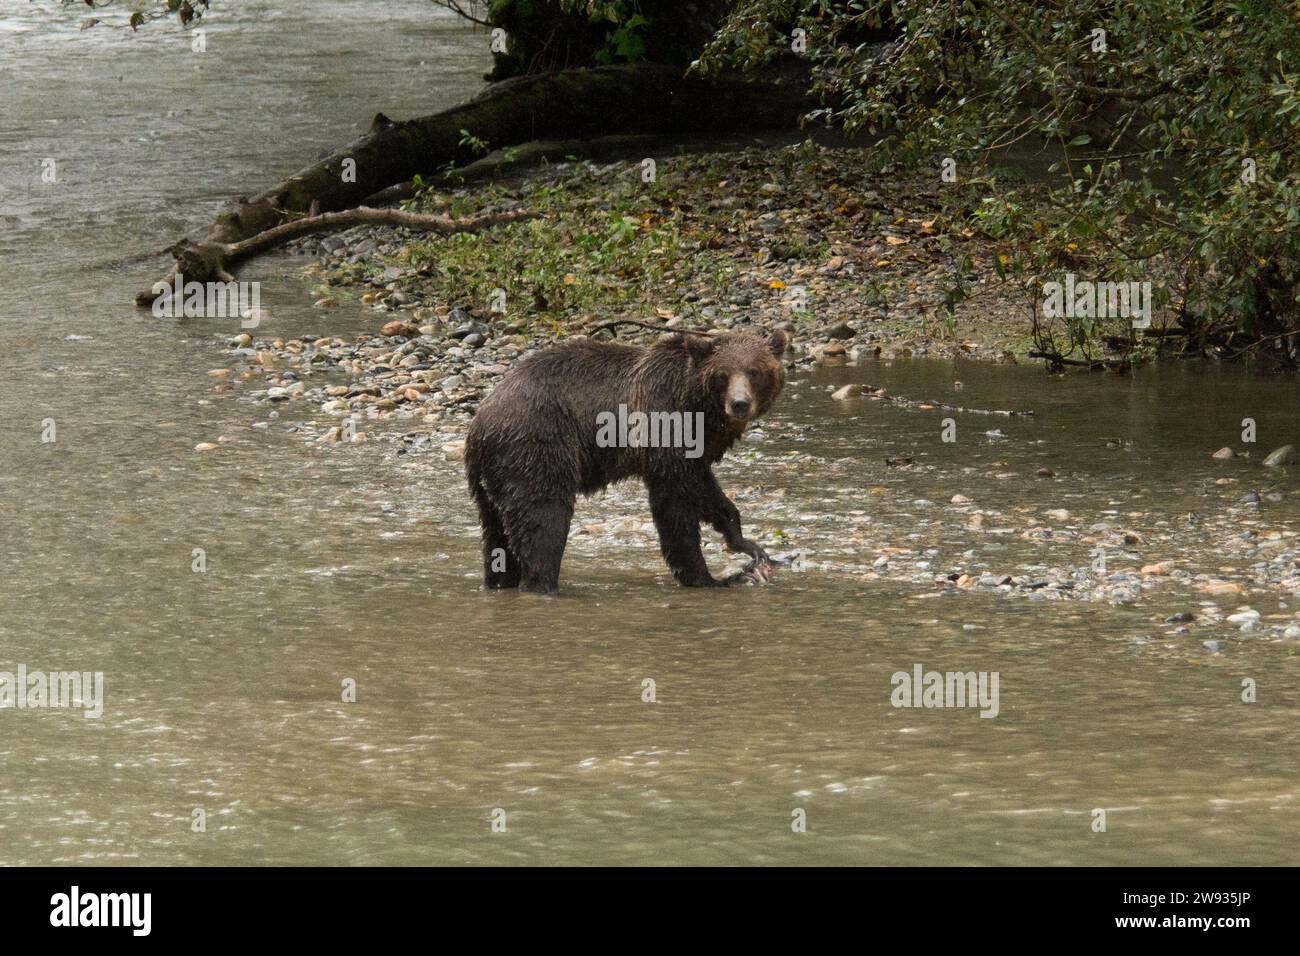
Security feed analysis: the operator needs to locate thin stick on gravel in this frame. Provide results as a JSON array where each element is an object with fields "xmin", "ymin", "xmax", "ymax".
[
  {"xmin": 858, "ymin": 384, "xmax": 1034, "ymax": 417},
  {"xmin": 585, "ymin": 318, "xmax": 714, "ymax": 338}
]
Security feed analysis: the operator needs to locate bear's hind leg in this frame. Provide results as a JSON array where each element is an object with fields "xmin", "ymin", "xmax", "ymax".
[
  {"xmin": 474, "ymin": 483, "xmax": 521, "ymax": 589},
  {"xmin": 507, "ymin": 497, "xmax": 575, "ymax": 595}
]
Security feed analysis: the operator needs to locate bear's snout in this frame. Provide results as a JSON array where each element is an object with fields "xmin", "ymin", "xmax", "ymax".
[{"xmin": 725, "ymin": 373, "xmax": 755, "ymax": 421}]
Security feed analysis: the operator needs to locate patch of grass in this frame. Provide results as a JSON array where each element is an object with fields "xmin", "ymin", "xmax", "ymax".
[{"xmin": 396, "ymin": 171, "xmax": 737, "ymax": 330}]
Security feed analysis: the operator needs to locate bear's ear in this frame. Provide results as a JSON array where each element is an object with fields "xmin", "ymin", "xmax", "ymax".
[
  {"xmin": 684, "ymin": 333, "xmax": 719, "ymax": 363},
  {"xmin": 768, "ymin": 329, "xmax": 790, "ymax": 359}
]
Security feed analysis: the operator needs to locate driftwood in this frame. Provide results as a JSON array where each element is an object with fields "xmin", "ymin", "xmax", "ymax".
[
  {"xmin": 1027, "ymin": 350, "xmax": 1117, "ymax": 371},
  {"xmin": 136, "ymin": 63, "xmax": 813, "ymax": 306},
  {"xmin": 136, "ymin": 207, "xmax": 536, "ymax": 306}
]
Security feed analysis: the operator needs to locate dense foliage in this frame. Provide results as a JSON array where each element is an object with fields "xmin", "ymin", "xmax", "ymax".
[
  {"xmin": 698, "ymin": 0, "xmax": 1300, "ymax": 362},
  {"xmin": 433, "ymin": 1, "xmax": 727, "ymax": 77}
]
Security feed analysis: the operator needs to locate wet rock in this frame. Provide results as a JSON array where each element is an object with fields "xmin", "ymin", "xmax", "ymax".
[
  {"xmin": 1201, "ymin": 640, "xmax": 1223, "ymax": 652},
  {"xmin": 1196, "ymin": 580, "xmax": 1243, "ymax": 595},
  {"xmin": 381, "ymin": 320, "xmax": 419, "ymax": 338},
  {"xmin": 1164, "ymin": 611, "xmax": 1195, "ymax": 623},
  {"xmin": 1035, "ymin": 467, "xmax": 1055, "ymax": 477},
  {"xmin": 1263, "ymin": 444, "xmax": 1295, "ymax": 467},
  {"xmin": 1212, "ymin": 446, "xmax": 1234, "ymax": 460},
  {"xmin": 450, "ymin": 320, "xmax": 490, "ymax": 341},
  {"xmin": 831, "ymin": 384, "xmax": 859, "ymax": 400}
]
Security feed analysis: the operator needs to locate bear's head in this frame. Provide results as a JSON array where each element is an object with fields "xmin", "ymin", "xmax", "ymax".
[{"xmin": 689, "ymin": 329, "xmax": 789, "ymax": 426}]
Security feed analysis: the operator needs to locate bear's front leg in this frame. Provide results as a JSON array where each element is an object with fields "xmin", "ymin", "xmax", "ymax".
[
  {"xmin": 647, "ymin": 480, "xmax": 721, "ymax": 587},
  {"xmin": 702, "ymin": 471, "xmax": 770, "ymax": 569}
]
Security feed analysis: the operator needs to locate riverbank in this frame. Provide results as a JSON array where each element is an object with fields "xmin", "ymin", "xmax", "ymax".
[
  {"xmin": 200, "ymin": 143, "xmax": 1300, "ymax": 632},
  {"xmin": 224, "ymin": 143, "xmax": 1037, "ymax": 435}
]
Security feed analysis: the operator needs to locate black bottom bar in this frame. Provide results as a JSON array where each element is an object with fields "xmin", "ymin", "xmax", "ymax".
[{"xmin": 0, "ymin": 867, "xmax": 1286, "ymax": 941}]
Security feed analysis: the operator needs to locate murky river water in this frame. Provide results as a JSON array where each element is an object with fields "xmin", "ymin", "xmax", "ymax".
[{"xmin": 1, "ymin": 1, "xmax": 1297, "ymax": 865}]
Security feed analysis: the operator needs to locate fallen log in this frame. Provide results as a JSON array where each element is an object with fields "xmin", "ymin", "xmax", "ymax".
[{"xmin": 137, "ymin": 63, "xmax": 813, "ymax": 305}]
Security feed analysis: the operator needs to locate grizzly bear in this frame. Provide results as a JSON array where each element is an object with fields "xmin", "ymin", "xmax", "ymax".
[{"xmin": 465, "ymin": 328, "xmax": 789, "ymax": 593}]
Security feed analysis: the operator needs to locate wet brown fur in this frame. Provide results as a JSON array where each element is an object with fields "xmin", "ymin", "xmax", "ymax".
[{"xmin": 465, "ymin": 329, "xmax": 788, "ymax": 593}]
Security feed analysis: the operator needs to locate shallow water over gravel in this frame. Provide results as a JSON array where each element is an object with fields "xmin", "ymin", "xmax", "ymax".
[{"xmin": 1, "ymin": 1, "xmax": 1298, "ymax": 865}]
